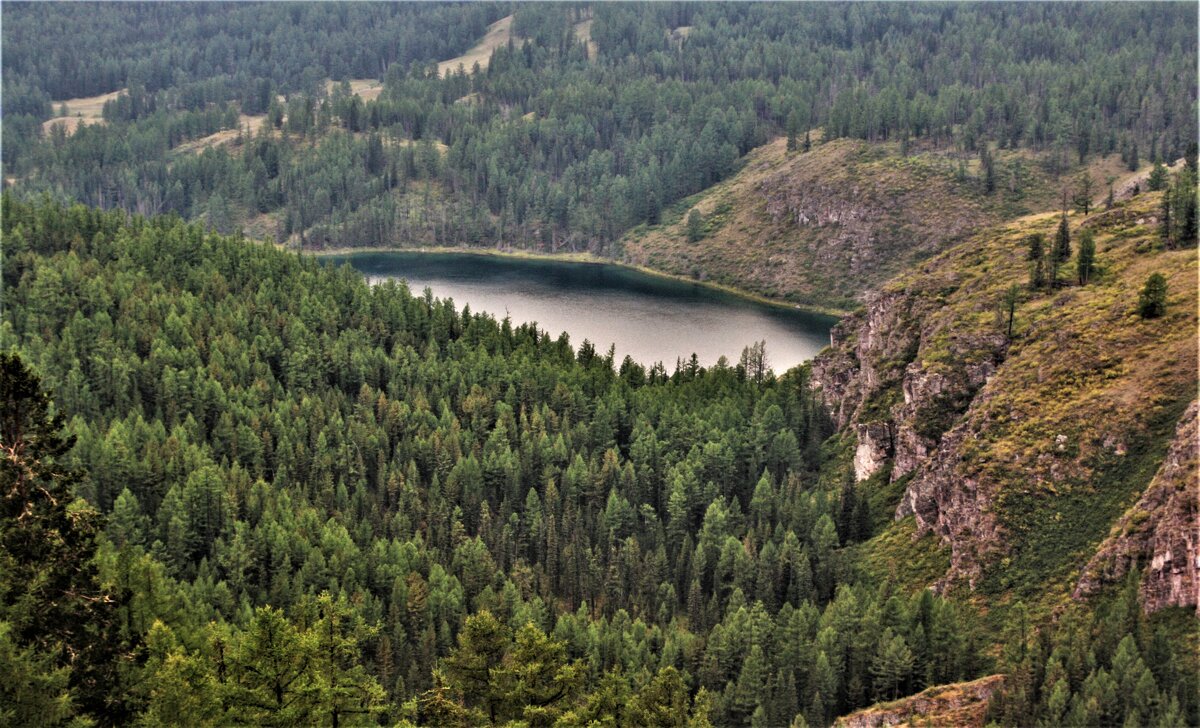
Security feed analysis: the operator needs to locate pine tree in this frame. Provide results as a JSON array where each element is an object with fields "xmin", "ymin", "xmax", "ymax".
[
  {"xmin": 1160, "ymin": 187, "xmax": 1173, "ymax": 246},
  {"xmin": 1051, "ymin": 214, "xmax": 1071, "ymax": 286},
  {"xmin": 980, "ymin": 146, "xmax": 996, "ymax": 194},
  {"xmin": 626, "ymin": 666, "xmax": 694, "ymax": 727},
  {"xmin": 1076, "ymin": 229, "xmax": 1096, "ymax": 285},
  {"xmin": 731, "ymin": 645, "xmax": 768, "ymax": 723},
  {"xmin": 0, "ymin": 353, "xmax": 132, "ymax": 722},
  {"xmin": 1171, "ymin": 167, "xmax": 1198, "ymax": 248},
  {"xmin": 1147, "ymin": 163, "xmax": 1168, "ymax": 192},
  {"xmin": 870, "ymin": 630, "xmax": 915, "ymax": 701},
  {"xmin": 308, "ymin": 593, "xmax": 388, "ymax": 727},
  {"xmin": 494, "ymin": 622, "xmax": 585, "ymax": 725},
  {"xmin": 1137, "ymin": 273, "xmax": 1168, "ymax": 319},
  {"xmin": 222, "ymin": 607, "xmax": 320, "ymax": 725},
  {"xmin": 440, "ymin": 610, "xmax": 510, "ymax": 722},
  {"xmin": 1026, "ymin": 233, "xmax": 1047, "ymax": 289},
  {"xmin": 1073, "ymin": 172, "xmax": 1094, "ymax": 214},
  {"xmin": 686, "ymin": 209, "xmax": 705, "ymax": 243},
  {"xmin": 1000, "ymin": 284, "xmax": 1022, "ymax": 338}
]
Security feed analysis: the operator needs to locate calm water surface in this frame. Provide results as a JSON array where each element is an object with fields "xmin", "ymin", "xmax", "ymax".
[{"xmin": 330, "ymin": 252, "xmax": 837, "ymax": 372}]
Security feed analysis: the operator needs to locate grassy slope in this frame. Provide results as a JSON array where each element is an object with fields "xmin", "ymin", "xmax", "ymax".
[
  {"xmin": 857, "ymin": 190, "xmax": 1196, "ymax": 617},
  {"xmin": 42, "ymin": 88, "xmax": 125, "ymax": 136},
  {"xmin": 822, "ymin": 184, "xmax": 1195, "ymax": 728},
  {"xmin": 436, "ymin": 14, "xmax": 514, "ymax": 77},
  {"xmin": 620, "ymin": 136, "xmax": 1150, "ymax": 311}
]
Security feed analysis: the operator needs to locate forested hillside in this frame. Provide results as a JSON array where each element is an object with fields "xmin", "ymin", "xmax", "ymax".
[
  {"xmin": 4, "ymin": 2, "xmax": 1195, "ymax": 275},
  {"xmin": 0, "ymin": 197, "xmax": 970, "ymax": 725},
  {"xmin": 2, "ymin": 3, "xmax": 1198, "ymax": 726},
  {"xmin": 2, "ymin": 183, "xmax": 1197, "ymax": 725}
]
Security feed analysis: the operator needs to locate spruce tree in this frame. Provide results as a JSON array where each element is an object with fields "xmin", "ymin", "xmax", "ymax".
[
  {"xmin": 870, "ymin": 630, "xmax": 915, "ymax": 701},
  {"xmin": 1076, "ymin": 229, "xmax": 1096, "ymax": 285},
  {"xmin": 1026, "ymin": 233, "xmax": 1047, "ymax": 289},
  {"xmin": 1000, "ymin": 284, "xmax": 1022, "ymax": 337},
  {"xmin": 1137, "ymin": 273, "xmax": 1168, "ymax": 319},
  {"xmin": 1147, "ymin": 163, "xmax": 1169, "ymax": 191},
  {"xmin": 1160, "ymin": 187, "xmax": 1173, "ymax": 246},
  {"xmin": 0, "ymin": 353, "xmax": 132, "ymax": 723},
  {"xmin": 1051, "ymin": 214, "xmax": 1071, "ymax": 286},
  {"xmin": 686, "ymin": 209, "xmax": 705, "ymax": 243},
  {"xmin": 1073, "ymin": 172, "xmax": 1094, "ymax": 214}
]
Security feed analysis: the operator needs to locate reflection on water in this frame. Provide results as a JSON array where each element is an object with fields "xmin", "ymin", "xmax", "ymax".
[{"xmin": 328, "ymin": 252, "xmax": 837, "ymax": 372}]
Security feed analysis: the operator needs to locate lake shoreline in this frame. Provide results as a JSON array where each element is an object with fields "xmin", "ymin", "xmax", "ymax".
[{"xmin": 303, "ymin": 245, "xmax": 850, "ymax": 318}]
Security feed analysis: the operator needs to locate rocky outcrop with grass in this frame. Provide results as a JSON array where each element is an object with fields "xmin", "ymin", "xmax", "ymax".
[
  {"xmin": 1074, "ymin": 400, "xmax": 1199, "ymax": 613},
  {"xmin": 812, "ymin": 192, "xmax": 1198, "ymax": 606},
  {"xmin": 834, "ymin": 675, "xmax": 1005, "ymax": 728}
]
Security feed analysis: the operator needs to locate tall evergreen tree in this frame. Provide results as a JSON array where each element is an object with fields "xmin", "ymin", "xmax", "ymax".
[
  {"xmin": 0, "ymin": 353, "xmax": 133, "ymax": 723},
  {"xmin": 1051, "ymin": 215, "xmax": 1071, "ymax": 286},
  {"xmin": 1026, "ymin": 233, "xmax": 1047, "ymax": 289},
  {"xmin": 1075, "ymin": 229, "xmax": 1095, "ymax": 285}
]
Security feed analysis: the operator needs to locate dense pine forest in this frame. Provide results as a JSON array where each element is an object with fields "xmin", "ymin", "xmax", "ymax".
[
  {"xmin": 2, "ymin": 2, "xmax": 1198, "ymax": 726},
  {"xmin": 4, "ymin": 2, "xmax": 1195, "ymax": 252},
  {"xmin": 2, "ymin": 197, "xmax": 1197, "ymax": 726}
]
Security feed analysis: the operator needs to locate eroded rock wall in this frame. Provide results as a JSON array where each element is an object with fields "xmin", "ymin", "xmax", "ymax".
[{"xmin": 1074, "ymin": 401, "xmax": 1199, "ymax": 613}]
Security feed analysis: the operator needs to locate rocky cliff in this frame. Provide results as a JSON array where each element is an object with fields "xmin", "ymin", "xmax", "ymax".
[
  {"xmin": 812, "ymin": 192, "xmax": 1199, "ymax": 605},
  {"xmin": 1074, "ymin": 400, "xmax": 1198, "ymax": 613},
  {"xmin": 620, "ymin": 137, "xmax": 1069, "ymax": 311},
  {"xmin": 834, "ymin": 675, "xmax": 1005, "ymax": 728}
]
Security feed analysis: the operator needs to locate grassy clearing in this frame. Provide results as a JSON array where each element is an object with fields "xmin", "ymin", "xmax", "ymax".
[
  {"xmin": 573, "ymin": 9, "xmax": 597, "ymax": 59},
  {"xmin": 437, "ymin": 15, "xmax": 513, "ymax": 77},
  {"xmin": 326, "ymin": 78, "xmax": 384, "ymax": 102},
  {"xmin": 858, "ymin": 517, "xmax": 953, "ymax": 594},
  {"xmin": 172, "ymin": 114, "xmax": 269, "ymax": 154},
  {"xmin": 42, "ymin": 88, "xmax": 125, "ymax": 136}
]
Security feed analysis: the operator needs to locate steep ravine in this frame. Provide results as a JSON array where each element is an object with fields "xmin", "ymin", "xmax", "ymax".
[{"xmin": 811, "ymin": 192, "xmax": 1198, "ymax": 609}]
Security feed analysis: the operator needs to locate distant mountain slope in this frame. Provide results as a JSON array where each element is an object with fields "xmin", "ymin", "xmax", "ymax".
[
  {"xmin": 620, "ymin": 136, "xmax": 1135, "ymax": 312},
  {"xmin": 811, "ymin": 184, "xmax": 1198, "ymax": 612}
]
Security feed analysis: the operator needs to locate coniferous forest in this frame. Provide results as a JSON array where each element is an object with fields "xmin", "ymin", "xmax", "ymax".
[
  {"xmin": 1, "ymin": 2, "xmax": 1198, "ymax": 727},
  {"xmin": 4, "ymin": 3, "xmax": 1195, "ymax": 252},
  {"xmin": 3, "ymin": 196, "xmax": 1197, "ymax": 726}
]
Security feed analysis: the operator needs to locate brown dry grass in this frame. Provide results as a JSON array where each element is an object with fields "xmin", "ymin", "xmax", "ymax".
[
  {"xmin": 172, "ymin": 114, "xmax": 269, "ymax": 154},
  {"xmin": 437, "ymin": 15, "xmax": 513, "ymax": 77},
  {"xmin": 42, "ymin": 88, "xmax": 125, "ymax": 136},
  {"xmin": 326, "ymin": 78, "xmax": 384, "ymax": 102},
  {"xmin": 620, "ymin": 134, "xmax": 1128, "ymax": 311},
  {"xmin": 574, "ymin": 17, "xmax": 598, "ymax": 58},
  {"xmin": 836, "ymin": 675, "xmax": 1005, "ymax": 728},
  {"xmin": 620, "ymin": 136, "xmax": 1009, "ymax": 310}
]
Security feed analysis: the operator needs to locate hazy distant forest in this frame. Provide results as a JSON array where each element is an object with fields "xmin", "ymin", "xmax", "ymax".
[
  {"xmin": 4, "ymin": 3, "xmax": 1195, "ymax": 251},
  {"xmin": 1, "ymin": 3, "xmax": 1197, "ymax": 727}
]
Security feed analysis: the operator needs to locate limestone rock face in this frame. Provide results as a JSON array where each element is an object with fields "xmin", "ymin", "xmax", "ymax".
[
  {"xmin": 811, "ymin": 290, "xmax": 922, "ymax": 431},
  {"xmin": 1074, "ymin": 401, "xmax": 1199, "ymax": 613},
  {"xmin": 895, "ymin": 423, "xmax": 1003, "ymax": 590},
  {"xmin": 812, "ymin": 288, "xmax": 1004, "ymax": 489},
  {"xmin": 854, "ymin": 420, "xmax": 894, "ymax": 481}
]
